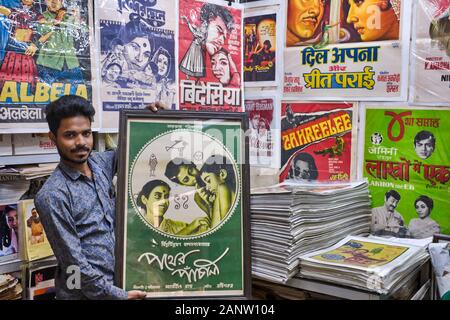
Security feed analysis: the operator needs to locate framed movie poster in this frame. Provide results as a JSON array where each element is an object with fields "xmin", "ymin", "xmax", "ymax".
[{"xmin": 115, "ymin": 110, "xmax": 251, "ymax": 298}]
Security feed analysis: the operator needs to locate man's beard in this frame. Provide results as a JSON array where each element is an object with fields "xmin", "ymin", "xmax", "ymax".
[{"xmin": 57, "ymin": 145, "xmax": 92, "ymax": 164}]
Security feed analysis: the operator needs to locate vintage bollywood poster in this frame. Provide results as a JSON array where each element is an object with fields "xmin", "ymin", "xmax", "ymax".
[
  {"xmin": 279, "ymin": 102, "xmax": 356, "ymax": 183},
  {"xmin": 362, "ymin": 105, "xmax": 450, "ymax": 239},
  {"xmin": 0, "ymin": 202, "xmax": 19, "ymax": 263},
  {"xmin": 0, "ymin": 0, "xmax": 97, "ymax": 131},
  {"xmin": 245, "ymin": 93, "xmax": 280, "ymax": 168},
  {"xmin": 117, "ymin": 113, "xmax": 249, "ymax": 297},
  {"xmin": 283, "ymin": 0, "xmax": 409, "ymax": 100},
  {"xmin": 96, "ymin": 0, "xmax": 177, "ymax": 130},
  {"xmin": 411, "ymin": 0, "xmax": 450, "ymax": 103},
  {"xmin": 178, "ymin": 0, "xmax": 243, "ymax": 112},
  {"xmin": 19, "ymin": 199, "xmax": 53, "ymax": 262},
  {"xmin": 244, "ymin": 11, "xmax": 277, "ymax": 85},
  {"xmin": 311, "ymin": 239, "xmax": 408, "ymax": 269}
]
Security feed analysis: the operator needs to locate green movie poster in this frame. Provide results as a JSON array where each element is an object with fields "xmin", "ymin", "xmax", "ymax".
[
  {"xmin": 121, "ymin": 118, "xmax": 245, "ymax": 297},
  {"xmin": 363, "ymin": 106, "xmax": 450, "ymax": 239}
]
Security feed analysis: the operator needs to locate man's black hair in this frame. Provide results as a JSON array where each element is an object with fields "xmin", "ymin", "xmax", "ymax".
[
  {"xmin": 45, "ymin": 95, "xmax": 95, "ymax": 135},
  {"xmin": 289, "ymin": 152, "xmax": 318, "ymax": 180},
  {"xmin": 414, "ymin": 130, "xmax": 435, "ymax": 147},
  {"xmin": 200, "ymin": 3, "xmax": 235, "ymax": 31},
  {"xmin": 385, "ymin": 189, "xmax": 401, "ymax": 201}
]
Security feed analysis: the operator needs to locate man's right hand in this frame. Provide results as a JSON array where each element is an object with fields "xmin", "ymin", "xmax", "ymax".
[{"xmin": 127, "ymin": 290, "xmax": 147, "ymax": 300}]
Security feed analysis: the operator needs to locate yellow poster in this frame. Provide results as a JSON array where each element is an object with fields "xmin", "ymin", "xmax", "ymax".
[
  {"xmin": 311, "ymin": 239, "xmax": 409, "ymax": 268},
  {"xmin": 20, "ymin": 199, "xmax": 53, "ymax": 261}
]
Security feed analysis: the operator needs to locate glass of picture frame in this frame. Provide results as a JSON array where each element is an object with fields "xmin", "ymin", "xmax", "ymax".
[{"xmin": 115, "ymin": 110, "xmax": 251, "ymax": 299}]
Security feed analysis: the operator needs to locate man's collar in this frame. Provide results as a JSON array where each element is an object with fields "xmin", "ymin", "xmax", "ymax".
[{"xmin": 58, "ymin": 157, "xmax": 100, "ymax": 181}]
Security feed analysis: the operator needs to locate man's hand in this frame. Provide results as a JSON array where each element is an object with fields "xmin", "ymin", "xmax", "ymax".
[
  {"xmin": 127, "ymin": 290, "xmax": 147, "ymax": 300},
  {"xmin": 146, "ymin": 101, "xmax": 168, "ymax": 112}
]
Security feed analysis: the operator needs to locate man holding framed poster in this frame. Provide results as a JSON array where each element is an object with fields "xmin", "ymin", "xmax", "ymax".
[{"xmin": 115, "ymin": 110, "xmax": 251, "ymax": 298}]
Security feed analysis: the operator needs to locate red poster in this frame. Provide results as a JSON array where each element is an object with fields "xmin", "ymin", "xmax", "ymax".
[
  {"xmin": 280, "ymin": 102, "xmax": 355, "ymax": 183},
  {"xmin": 179, "ymin": 0, "xmax": 243, "ymax": 111}
]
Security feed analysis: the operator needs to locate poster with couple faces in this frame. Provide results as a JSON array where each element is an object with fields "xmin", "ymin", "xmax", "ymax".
[
  {"xmin": 283, "ymin": 0, "xmax": 411, "ymax": 101},
  {"xmin": 96, "ymin": 0, "xmax": 177, "ymax": 130},
  {"xmin": 359, "ymin": 104, "xmax": 450, "ymax": 239},
  {"xmin": 178, "ymin": 0, "xmax": 244, "ymax": 112},
  {"xmin": 410, "ymin": 0, "xmax": 450, "ymax": 104},
  {"xmin": 115, "ymin": 111, "xmax": 250, "ymax": 298}
]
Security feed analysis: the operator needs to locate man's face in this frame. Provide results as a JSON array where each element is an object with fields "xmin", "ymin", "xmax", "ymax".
[
  {"xmin": 105, "ymin": 65, "xmax": 121, "ymax": 82},
  {"xmin": 205, "ymin": 16, "xmax": 228, "ymax": 56},
  {"xmin": 347, "ymin": 0, "xmax": 396, "ymax": 41},
  {"xmin": 251, "ymin": 114, "xmax": 261, "ymax": 129},
  {"xmin": 6, "ymin": 210, "xmax": 18, "ymax": 232},
  {"xmin": 46, "ymin": 0, "xmax": 62, "ymax": 13},
  {"xmin": 415, "ymin": 137, "xmax": 434, "ymax": 159},
  {"xmin": 143, "ymin": 185, "xmax": 170, "ymax": 218},
  {"xmin": 201, "ymin": 170, "xmax": 225, "ymax": 196},
  {"xmin": 384, "ymin": 196, "xmax": 399, "ymax": 212},
  {"xmin": 52, "ymin": 116, "xmax": 93, "ymax": 165},
  {"xmin": 293, "ymin": 159, "xmax": 311, "ymax": 180},
  {"xmin": 124, "ymin": 37, "xmax": 152, "ymax": 71},
  {"xmin": 211, "ymin": 51, "xmax": 231, "ymax": 85},
  {"xmin": 287, "ymin": 0, "xmax": 325, "ymax": 40},
  {"xmin": 31, "ymin": 209, "xmax": 38, "ymax": 217},
  {"xmin": 157, "ymin": 54, "xmax": 169, "ymax": 77},
  {"xmin": 177, "ymin": 165, "xmax": 199, "ymax": 186}
]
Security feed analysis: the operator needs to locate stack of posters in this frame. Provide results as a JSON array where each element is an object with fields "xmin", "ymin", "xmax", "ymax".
[
  {"xmin": 0, "ymin": 163, "xmax": 57, "ymax": 180},
  {"xmin": 26, "ymin": 258, "xmax": 57, "ymax": 300},
  {"xmin": 0, "ymin": 274, "xmax": 22, "ymax": 300},
  {"xmin": 0, "ymin": 176, "xmax": 30, "ymax": 202},
  {"xmin": 299, "ymin": 235, "xmax": 430, "ymax": 294},
  {"xmin": 251, "ymin": 180, "xmax": 371, "ymax": 283}
]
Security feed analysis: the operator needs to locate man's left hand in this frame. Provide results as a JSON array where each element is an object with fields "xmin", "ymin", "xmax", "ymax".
[{"xmin": 146, "ymin": 102, "xmax": 168, "ymax": 112}]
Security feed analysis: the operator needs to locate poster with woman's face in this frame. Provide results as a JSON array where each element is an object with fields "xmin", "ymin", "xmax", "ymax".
[
  {"xmin": 178, "ymin": 0, "xmax": 243, "ymax": 112},
  {"xmin": 0, "ymin": 203, "xmax": 19, "ymax": 263},
  {"xmin": 118, "ymin": 115, "xmax": 248, "ymax": 297},
  {"xmin": 411, "ymin": 0, "xmax": 450, "ymax": 103},
  {"xmin": 96, "ymin": 0, "xmax": 177, "ymax": 130}
]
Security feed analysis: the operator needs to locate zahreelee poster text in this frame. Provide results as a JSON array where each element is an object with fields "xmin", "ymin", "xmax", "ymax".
[
  {"xmin": 363, "ymin": 107, "xmax": 450, "ymax": 239},
  {"xmin": 178, "ymin": 0, "xmax": 243, "ymax": 112},
  {"xmin": 284, "ymin": 0, "xmax": 404, "ymax": 99},
  {"xmin": 0, "ymin": 0, "xmax": 95, "ymax": 128},
  {"xmin": 280, "ymin": 102, "xmax": 354, "ymax": 183}
]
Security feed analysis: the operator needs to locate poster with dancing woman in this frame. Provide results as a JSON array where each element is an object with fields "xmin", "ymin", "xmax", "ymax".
[
  {"xmin": 178, "ymin": 0, "xmax": 243, "ymax": 112},
  {"xmin": 115, "ymin": 110, "xmax": 251, "ymax": 298},
  {"xmin": 96, "ymin": 0, "xmax": 177, "ymax": 130}
]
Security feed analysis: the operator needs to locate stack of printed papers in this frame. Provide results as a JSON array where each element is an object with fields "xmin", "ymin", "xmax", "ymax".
[
  {"xmin": 298, "ymin": 235, "xmax": 429, "ymax": 294},
  {"xmin": 250, "ymin": 181, "xmax": 372, "ymax": 283},
  {"xmin": 0, "ymin": 274, "xmax": 22, "ymax": 300}
]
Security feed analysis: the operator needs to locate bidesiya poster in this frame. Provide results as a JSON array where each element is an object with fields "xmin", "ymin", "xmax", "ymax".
[
  {"xmin": 361, "ymin": 105, "xmax": 450, "ymax": 238},
  {"xmin": 117, "ymin": 115, "xmax": 248, "ymax": 297},
  {"xmin": 283, "ymin": 0, "xmax": 410, "ymax": 101},
  {"xmin": 245, "ymin": 93, "xmax": 280, "ymax": 168},
  {"xmin": 178, "ymin": 0, "xmax": 243, "ymax": 112},
  {"xmin": 411, "ymin": 0, "xmax": 450, "ymax": 103},
  {"xmin": 244, "ymin": 11, "xmax": 276, "ymax": 85},
  {"xmin": 0, "ymin": 0, "xmax": 97, "ymax": 131},
  {"xmin": 279, "ymin": 102, "xmax": 356, "ymax": 183},
  {"xmin": 97, "ymin": 0, "xmax": 177, "ymax": 130}
]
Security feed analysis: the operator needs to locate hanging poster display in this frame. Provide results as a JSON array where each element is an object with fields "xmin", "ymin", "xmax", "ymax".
[
  {"xmin": 0, "ymin": 0, "xmax": 97, "ymax": 132},
  {"xmin": 243, "ymin": 9, "xmax": 278, "ymax": 86},
  {"xmin": 279, "ymin": 102, "xmax": 357, "ymax": 183},
  {"xmin": 411, "ymin": 0, "xmax": 450, "ymax": 103},
  {"xmin": 96, "ymin": 0, "xmax": 177, "ymax": 130},
  {"xmin": 361, "ymin": 105, "xmax": 450, "ymax": 239},
  {"xmin": 283, "ymin": 0, "xmax": 410, "ymax": 101},
  {"xmin": 115, "ymin": 110, "xmax": 251, "ymax": 298},
  {"xmin": 178, "ymin": 0, "xmax": 243, "ymax": 112},
  {"xmin": 245, "ymin": 92, "xmax": 280, "ymax": 168}
]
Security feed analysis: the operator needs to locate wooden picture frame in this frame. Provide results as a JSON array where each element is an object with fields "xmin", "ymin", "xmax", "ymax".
[{"xmin": 115, "ymin": 110, "xmax": 251, "ymax": 299}]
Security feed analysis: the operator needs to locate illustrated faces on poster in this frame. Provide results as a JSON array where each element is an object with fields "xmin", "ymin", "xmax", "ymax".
[
  {"xmin": 384, "ymin": 195, "xmax": 399, "ymax": 212},
  {"xmin": 124, "ymin": 36, "xmax": 152, "ymax": 71},
  {"xmin": 414, "ymin": 130, "xmax": 435, "ymax": 160},
  {"xmin": 205, "ymin": 15, "xmax": 228, "ymax": 56},
  {"xmin": 211, "ymin": 50, "xmax": 231, "ymax": 85},
  {"xmin": 287, "ymin": 0, "xmax": 325, "ymax": 40},
  {"xmin": 346, "ymin": 0, "xmax": 400, "ymax": 41},
  {"xmin": 104, "ymin": 63, "xmax": 122, "ymax": 82},
  {"xmin": 140, "ymin": 183, "xmax": 170, "ymax": 219},
  {"xmin": 46, "ymin": 0, "xmax": 63, "ymax": 13},
  {"xmin": 6, "ymin": 208, "xmax": 17, "ymax": 233}
]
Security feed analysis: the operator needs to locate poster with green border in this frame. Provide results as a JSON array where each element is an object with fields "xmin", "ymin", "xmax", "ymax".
[
  {"xmin": 116, "ymin": 112, "xmax": 249, "ymax": 298},
  {"xmin": 363, "ymin": 106, "xmax": 450, "ymax": 239}
]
